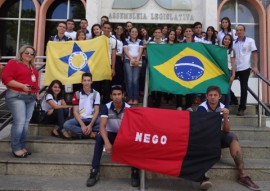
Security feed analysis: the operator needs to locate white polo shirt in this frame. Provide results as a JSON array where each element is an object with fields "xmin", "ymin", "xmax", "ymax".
[
  {"xmin": 123, "ymin": 38, "xmax": 143, "ymax": 59},
  {"xmin": 41, "ymin": 93, "xmax": 62, "ymax": 112},
  {"xmin": 108, "ymin": 36, "xmax": 117, "ymax": 65},
  {"xmin": 112, "ymin": 35, "xmax": 123, "ymax": 56},
  {"xmin": 233, "ymin": 36, "xmax": 257, "ymax": 71},
  {"xmin": 72, "ymin": 89, "xmax": 100, "ymax": 119},
  {"xmin": 100, "ymin": 101, "xmax": 131, "ymax": 133}
]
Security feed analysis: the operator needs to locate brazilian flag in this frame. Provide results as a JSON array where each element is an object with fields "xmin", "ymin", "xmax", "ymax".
[{"xmin": 147, "ymin": 43, "xmax": 230, "ymax": 94}]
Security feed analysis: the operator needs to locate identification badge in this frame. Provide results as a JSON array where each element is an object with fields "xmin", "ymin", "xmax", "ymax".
[{"xmin": 31, "ymin": 74, "xmax": 36, "ymax": 82}]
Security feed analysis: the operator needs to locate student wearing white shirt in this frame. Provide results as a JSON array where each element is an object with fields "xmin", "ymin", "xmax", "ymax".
[
  {"xmin": 233, "ymin": 24, "xmax": 258, "ymax": 116},
  {"xmin": 217, "ymin": 17, "xmax": 237, "ymax": 46},
  {"xmin": 64, "ymin": 19, "xmax": 77, "ymax": 40},
  {"xmin": 112, "ymin": 24, "xmax": 125, "ymax": 88}
]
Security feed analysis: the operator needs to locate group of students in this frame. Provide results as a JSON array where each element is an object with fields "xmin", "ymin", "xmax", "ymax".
[
  {"xmin": 48, "ymin": 16, "xmax": 258, "ymax": 117},
  {"xmin": 1, "ymin": 14, "xmax": 259, "ymax": 191}
]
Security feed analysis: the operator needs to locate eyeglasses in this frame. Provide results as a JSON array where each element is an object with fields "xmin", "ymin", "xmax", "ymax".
[
  {"xmin": 24, "ymin": 51, "xmax": 35, "ymax": 56},
  {"xmin": 116, "ymin": 27, "xmax": 123, "ymax": 31}
]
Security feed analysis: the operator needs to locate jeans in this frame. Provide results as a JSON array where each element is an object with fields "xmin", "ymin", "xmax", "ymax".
[
  {"xmin": 42, "ymin": 108, "xmax": 69, "ymax": 131},
  {"xmin": 124, "ymin": 59, "xmax": 141, "ymax": 101},
  {"xmin": 235, "ymin": 68, "xmax": 251, "ymax": 111},
  {"xmin": 63, "ymin": 117, "xmax": 100, "ymax": 136},
  {"xmin": 5, "ymin": 89, "xmax": 36, "ymax": 152},
  {"xmin": 92, "ymin": 132, "xmax": 117, "ymax": 170}
]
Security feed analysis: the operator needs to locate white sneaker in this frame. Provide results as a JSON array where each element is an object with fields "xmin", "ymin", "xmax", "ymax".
[
  {"xmin": 176, "ymin": 107, "xmax": 182, "ymax": 110},
  {"xmin": 186, "ymin": 107, "xmax": 193, "ymax": 112},
  {"xmin": 200, "ymin": 178, "xmax": 212, "ymax": 190}
]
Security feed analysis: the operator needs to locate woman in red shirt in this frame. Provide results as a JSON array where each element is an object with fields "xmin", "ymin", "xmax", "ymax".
[{"xmin": 2, "ymin": 45, "xmax": 39, "ymax": 158}]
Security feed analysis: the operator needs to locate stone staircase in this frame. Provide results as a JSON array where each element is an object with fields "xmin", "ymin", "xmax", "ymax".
[{"xmin": 0, "ymin": 104, "xmax": 270, "ymax": 191}]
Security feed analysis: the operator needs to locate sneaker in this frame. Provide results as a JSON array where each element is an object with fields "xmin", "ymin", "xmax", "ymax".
[
  {"xmin": 176, "ymin": 107, "xmax": 182, "ymax": 110},
  {"xmin": 86, "ymin": 169, "xmax": 100, "ymax": 187},
  {"xmin": 62, "ymin": 131, "xmax": 72, "ymax": 140},
  {"xmin": 131, "ymin": 168, "xmax": 140, "ymax": 187},
  {"xmin": 238, "ymin": 176, "xmax": 260, "ymax": 191},
  {"xmin": 237, "ymin": 110, "xmax": 245, "ymax": 116},
  {"xmin": 186, "ymin": 107, "xmax": 193, "ymax": 112},
  {"xmin": 200, "ymin": 176, "xmax": 212, "ymax": 190}
]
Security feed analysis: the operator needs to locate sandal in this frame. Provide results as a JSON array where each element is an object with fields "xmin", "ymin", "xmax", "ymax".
[
  {"xmin": 12, "ymin": 151, "xmax": 28, "ymax": 158},
  {"xmin": 22, "ymin": 148, "xmax": 32, "ymax": 156}
]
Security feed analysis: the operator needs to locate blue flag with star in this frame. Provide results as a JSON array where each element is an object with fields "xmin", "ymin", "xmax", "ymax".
[
  {"xmin": 147, "ymin": 43, "xmax": 230, "ymax": 94},
  {"xmin": 44, "ymin": 36, "xmax": 111, "ymax": 86}
]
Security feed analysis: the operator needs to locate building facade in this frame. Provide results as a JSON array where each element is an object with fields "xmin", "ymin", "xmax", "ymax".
[{"xmin": 0, "ymin": 0, "xmax": 269, "ymax": 102}]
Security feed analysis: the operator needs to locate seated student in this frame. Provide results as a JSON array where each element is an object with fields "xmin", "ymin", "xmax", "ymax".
[
  {"xmin": 63, "ymin": 73, "xmax": 100, "ymax": 139},
  {"xmin": 41, "ymin": 80, "xmax": 72, "ymax": 137},
  {"xmin": 197, "ymin": 86, "xmax": 260, "ymax": 191},
  {"xmin": 86, "ymin": 85, "xmax": 140, "ymax": 187}
]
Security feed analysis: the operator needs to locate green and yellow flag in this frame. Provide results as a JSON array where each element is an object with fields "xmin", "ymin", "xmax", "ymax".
[
  {"xmin": 44, "ymin": 36, "xmax": 111, "ymax": 86},
  {"xmin": 147, "ymin": 43, "xmax": 230, "ymax": 94}
]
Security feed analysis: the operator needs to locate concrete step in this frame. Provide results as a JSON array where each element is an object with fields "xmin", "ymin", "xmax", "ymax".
[
  {"xmin": 0, "ymin": 175, "xmax": 269, "ymax": 191},
  {"xmin": 1, "ymin": 152, "xmax": 270, "ymax": 181},
  {"xmin": 1, "ymin": 136, "xmax": 269, "ymax": 159},
  {"xmin": 231, "ymin": 126, "xmax": 270, "ymax": 140},
  {"xmin": 221, "ymin": 140, "xmax": 270, "ymax": 159},
  {"xmin": 0, "ymin": 136, "xmax": 95, "ymax": 154},
  {"xmin": 229, "ymin": 115, "xmax": 266, "ymax": 127}
]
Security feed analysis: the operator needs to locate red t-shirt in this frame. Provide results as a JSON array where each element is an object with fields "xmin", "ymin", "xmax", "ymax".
[{"xmin": 2, "ymin": 59, "xmax": 39, "ymax": 93}]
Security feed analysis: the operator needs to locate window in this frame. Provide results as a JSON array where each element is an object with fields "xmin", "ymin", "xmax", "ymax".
[
  {"xmin": 45, "ymin": 0, "xmax": 85, "ymax": 44},
  {"xmin": 219, "ymin": 0, "xmax": 259, "ymax": 50},
  {"xmin": 0, "ymin": 0, "xmax": 35, "ymax": 57}
]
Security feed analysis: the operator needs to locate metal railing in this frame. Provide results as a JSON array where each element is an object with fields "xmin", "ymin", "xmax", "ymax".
[
  {"xmin": 0, "ymin": 56, "xmax": 47, "ymax": 131},
  {"xmin": 248, "ymin": 72, "xmax": 270, "ymax": 127}
]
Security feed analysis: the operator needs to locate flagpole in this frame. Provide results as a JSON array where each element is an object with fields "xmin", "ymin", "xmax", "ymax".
[{"xmin": 140, "ymin": 63, "xmax": 149, "ymax": 191}]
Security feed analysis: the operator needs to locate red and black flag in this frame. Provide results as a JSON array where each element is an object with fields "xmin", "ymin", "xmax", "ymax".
[{"xmin": 112, "ymin": 107, "xmax": 221, "ymax": 182}]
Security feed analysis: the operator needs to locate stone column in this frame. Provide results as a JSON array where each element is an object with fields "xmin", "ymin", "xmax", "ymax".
[
  {"xmin": 86, "ymin": 0, "xmax": 102, "ymax": 31},
  {"xmin": 202, "ymin": 0, "xmax": 218, "ymax": 30}
]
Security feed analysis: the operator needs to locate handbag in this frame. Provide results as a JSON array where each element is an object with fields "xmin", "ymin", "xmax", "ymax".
[{"xmin": 30, "ymin": 100, "xmax": 46, "ymax": 124}]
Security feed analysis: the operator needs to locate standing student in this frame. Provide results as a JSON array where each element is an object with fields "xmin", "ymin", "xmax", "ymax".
[
  {"xmin": 217, "ymin": 17, "xmax": 237, "ymax": 46},
  {"xmin": 233, "ymin": 24, "xmax": 258, "ymax": 116},
  {"xmin": 91, "ymin": 24, "xmax": 102, "ymax": 39},
  {"xmin": 149, "ymin": 27, "xmax": 165, "ymax": 108},
  {"xmin": 112, "ymin": 24, "xmax": 125, "ymax": 88},
  {"xmin": 193, "ymin": 21, "xmax": 204, "ymax": 43},
  {"xmin": 49, "ymin": 22, "xmax": 72, "ymax": 42},
  {"xmin": 175, "ymin": 27, "xmax": 194, "ymax": 111},
  {"xmin": 92, "ymin": 22, "xmax": 116, "ymax": 104},
  {"xmin": 123, "ymin": 27, "xmax": 144, "ymax": 105},
  {"xmin": 76, "ymin": 29, "xmax": 86, "ymax": 41},
  {"xmin": 65, "ymin": 19, "xmax": 77, "ymax": 40},
  {"xmin": 100, "ymin": 15, "xmax": 109, "ymax": 26},
  {"xmin": 86, "ymin": 85, "xmax": 140, "ymax": 188},
  {"xmin": 2, "ymin": 45, "xmax": 39, "ymax": 158},
  {"xmin": 139, "ymin": 27, "xmax": 152, "ymax": 96},
  {"xmin": 220, "ymin": 34, "xmax": 236, "ymax": 108},
  {"xmin": 79, "ymin": 18, "xmax": 91, "ymax": 39},
  {"xmin": 175, "ymin": 25, "xmax": 184, "ymax": 42},
  {"xmin": 203, "ymin": 26, "xmax": 217, "ymax": 45},
  {"xmin": 124, "ymin": 21, "xmax": 133, "ymax": 39}
]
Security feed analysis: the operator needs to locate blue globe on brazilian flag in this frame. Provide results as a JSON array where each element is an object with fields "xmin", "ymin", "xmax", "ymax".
[{"xmin": 147, "ymin": 43, "xmax": 230, "ymax": 94}]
